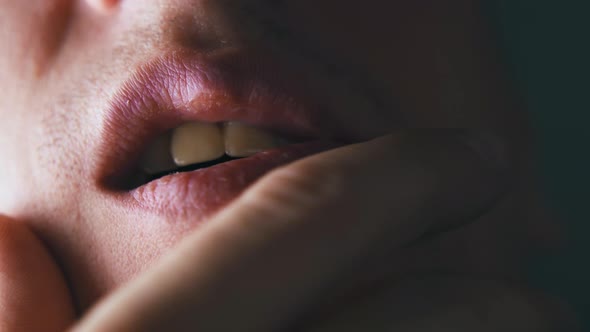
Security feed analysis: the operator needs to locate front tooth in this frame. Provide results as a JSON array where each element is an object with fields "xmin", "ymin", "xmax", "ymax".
[
  {"xmin": 223, "ymin": 122, "xmax": 282, "ymax": 157},
  {"xmin": 140, "ymin": 132, "xmax": 177, "ymax": 174},
  {"xmin": 171, "ymin": 122, "xmax": 224, "ymax": 167}
]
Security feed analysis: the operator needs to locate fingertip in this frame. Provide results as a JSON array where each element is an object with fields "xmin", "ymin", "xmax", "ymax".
[{"xmin": 0, "ymin": 216, "xmax": 75, "ymax": 332}]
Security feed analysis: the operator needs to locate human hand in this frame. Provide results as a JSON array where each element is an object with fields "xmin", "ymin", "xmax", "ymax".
[
  {"xmin": 61, "ymin": 131, "xmax": 573, "ymax": 331},
  {"xmin": 1, "ymin": 131, "xmax": 578, "ymax": 331}
]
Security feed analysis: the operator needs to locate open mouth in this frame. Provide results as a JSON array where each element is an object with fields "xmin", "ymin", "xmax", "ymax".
[
  {"xmin": 102, "ymin": 117, "xmax": 333, "ymax": 219},
  {"xmin": 120, "ymin": 121, "xmax": 304, "ymax": 190},
  {"xmin": 95, "ymin": 50, "xmax": 354, "ymax": 219}
]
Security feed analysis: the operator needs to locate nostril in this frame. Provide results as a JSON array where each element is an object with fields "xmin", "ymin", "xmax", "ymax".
[{"xmin": 85, "ymin": 0, "xmax": 120, "ymax": 13}]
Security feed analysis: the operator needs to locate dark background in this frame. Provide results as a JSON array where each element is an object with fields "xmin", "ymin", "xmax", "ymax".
[{"xmin": 493, "ymin": 1, "xmax": 589, "ymax": 327}]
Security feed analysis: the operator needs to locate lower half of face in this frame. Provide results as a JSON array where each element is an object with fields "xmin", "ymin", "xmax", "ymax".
[{"xmin": 0, "ymin": 0, "xmax": 521, "ymax": 310}]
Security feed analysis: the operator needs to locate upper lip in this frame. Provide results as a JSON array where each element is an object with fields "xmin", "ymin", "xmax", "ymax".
[{"xmin": 96, "ymin": 48, "xmax": 350, "ymax": 190}]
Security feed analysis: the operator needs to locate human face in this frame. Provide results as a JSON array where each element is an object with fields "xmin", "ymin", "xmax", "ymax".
[{"xmin": 0, "ymin": 0, "xmax": 521, "ymax": 310}]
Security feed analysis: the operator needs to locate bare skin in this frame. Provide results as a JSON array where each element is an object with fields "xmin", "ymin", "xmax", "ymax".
[{"xmin": 0, "ymin": 0, "xmax": 576, "ymax": 330}]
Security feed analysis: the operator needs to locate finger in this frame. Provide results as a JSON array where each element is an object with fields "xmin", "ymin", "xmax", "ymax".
[
  {"xmin": 0, "ymin": 216, "xmax": 75, "ymax": 332},
  {"xmin": 75, "ymin": 130, "xmax": 511, "ymax": 332},
  {"xmin": 300, "ymin": 275, "xmax": 580, "ymax": 332}
]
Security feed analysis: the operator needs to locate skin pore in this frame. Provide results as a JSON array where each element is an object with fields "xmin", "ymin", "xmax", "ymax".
[{"xmin": 0, "ymin": 0, "xmax": 572, "ymax": 330}]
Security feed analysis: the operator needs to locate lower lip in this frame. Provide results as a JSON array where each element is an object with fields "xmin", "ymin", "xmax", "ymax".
[{"xmin": 124, "ymin": 141, "xmax": 337, "ymax": 222}]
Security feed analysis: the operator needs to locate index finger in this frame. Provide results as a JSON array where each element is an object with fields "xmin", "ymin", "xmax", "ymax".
[{"xmin": 75, "ymin": 130, "xmax": 511, "ymax": 332}]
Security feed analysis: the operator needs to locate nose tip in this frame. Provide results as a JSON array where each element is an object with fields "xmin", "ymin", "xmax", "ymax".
[{"xmin": 86, "ymin": 0, "xmax": 120, "ymax": 13}]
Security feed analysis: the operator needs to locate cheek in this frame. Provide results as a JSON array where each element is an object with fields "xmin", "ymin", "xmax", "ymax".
[
  {"xmin": 283, "ymin": 1, "xmax": 508, "ymax": 127},
  {"xmin": 0, "ymin": 0, "xmax": 73, "ymax": 212},
  {"xmin": 278, "ymin": 1, "xmax": 401, "ymax": 71}
]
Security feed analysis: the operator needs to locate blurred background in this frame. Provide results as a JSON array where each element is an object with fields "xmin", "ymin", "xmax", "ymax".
[{"xmin": 493, "ymin": 0, "xmax": 589, "ymax": 327}]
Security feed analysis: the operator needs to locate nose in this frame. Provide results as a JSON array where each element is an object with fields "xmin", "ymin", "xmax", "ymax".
[
  {"xmin": 85, "ymin": 0, "xmax": 120, "ymax": 12},
  {"xmin": 83, "ymin": 0, "xmax": 267, "ymax": 52}
]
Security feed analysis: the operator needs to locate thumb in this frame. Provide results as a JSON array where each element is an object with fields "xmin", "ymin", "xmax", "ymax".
[{"xmin": 0, "ymin": 216, "xmax": 75, "ymax": 332}]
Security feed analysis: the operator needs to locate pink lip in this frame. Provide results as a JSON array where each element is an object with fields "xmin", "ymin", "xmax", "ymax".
[
  {"xmin": 130, "ymin": 141, "xmax": 337, "ymax": 220},
  {"xmin": 97, "ymin": 49, "xmax": 348, "ymax": 220}
]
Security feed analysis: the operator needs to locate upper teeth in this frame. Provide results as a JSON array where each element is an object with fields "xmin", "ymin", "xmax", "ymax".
[
  {"xmin": 171, "ymin": 122, "xmax": 226, "ymax": 167},
  {"xmin": 139, "ymin": 121, "xmax": 286, "ymax": 175}
]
